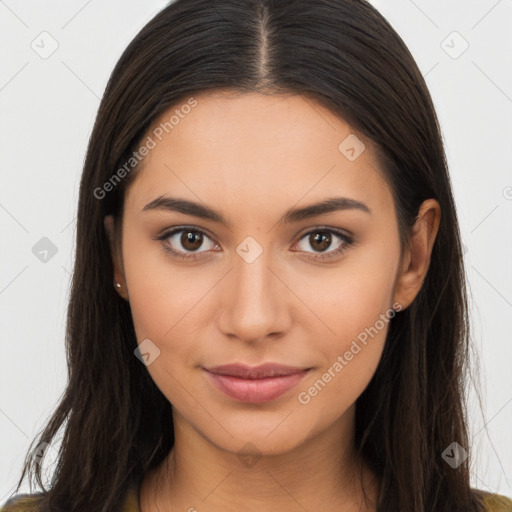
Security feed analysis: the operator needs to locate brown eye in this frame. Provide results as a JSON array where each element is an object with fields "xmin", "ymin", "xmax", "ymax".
[
  {"xmin": 180, "ymin": 231, "xmax": 204, "ymax": 251},
  {"xmin": 308, "ymin": 232, "xmax": 333, "ymax": 252},
  {"xmin": 294, "ymin": 228, "xmax": 354, "ymax": 261},
  {"xmin": 160, "ymin": 227, "xmax": 217, "ymax": 259}
]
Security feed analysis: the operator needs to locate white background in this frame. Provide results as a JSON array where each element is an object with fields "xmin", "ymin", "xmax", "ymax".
[{"xmin": 1, "ymin": 0, "xmax": 511, "ymax": 502}]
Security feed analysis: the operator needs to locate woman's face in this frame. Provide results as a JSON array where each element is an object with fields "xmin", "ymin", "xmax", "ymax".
[{"xmin": 111, "ymin": 91, "xmax": 408, "ymax": 456}]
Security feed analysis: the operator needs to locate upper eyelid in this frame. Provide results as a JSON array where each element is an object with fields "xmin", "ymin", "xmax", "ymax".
[
  {"xmin": 159, "ymin": 225, "xmax": 216, "ymax": 243},
  {"xmin": 159, "ymin": 225, "xmax": 352, "ymax": 248}
]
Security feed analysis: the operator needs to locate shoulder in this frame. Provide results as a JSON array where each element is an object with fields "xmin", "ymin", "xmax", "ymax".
[
  {"xmin": 478, "ymin": 491, "xmax": 512, "ymax": 512},
  {"xmin": 0, "ymin": 484, "xmax": 139, "ymax": 512},
  {"xmin": 0, "ymin": 492, "xmax": 44, "ymax": 511}
]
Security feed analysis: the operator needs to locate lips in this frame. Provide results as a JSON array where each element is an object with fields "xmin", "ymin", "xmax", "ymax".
[
  {"xmin": 204, "ymin": 362, "xmax": 309, "ymax": 378},
  {"xmin": 202, "ymin": 363, "xmax": 311, "ymax": 403}
]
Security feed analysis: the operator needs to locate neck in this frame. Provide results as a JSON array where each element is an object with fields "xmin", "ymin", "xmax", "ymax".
[{"xmin": 140, "ymin": 405, "xmax": 380, "ymax": 511}]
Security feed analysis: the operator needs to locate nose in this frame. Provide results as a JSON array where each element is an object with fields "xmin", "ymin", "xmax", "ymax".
[{"xmin": 217, "ymin": 247, "xmax": 291, "ymax": 344}]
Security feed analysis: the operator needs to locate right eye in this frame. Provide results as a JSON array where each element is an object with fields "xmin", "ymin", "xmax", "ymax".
[{"xmin": 157, "ymin": 227, "xmax": 219, "ymax": 260}]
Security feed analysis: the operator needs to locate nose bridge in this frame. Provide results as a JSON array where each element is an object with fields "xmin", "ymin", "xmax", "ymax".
[{"xmin": 219, "ymin": 236, "xmax": 287, "ymax": 342}]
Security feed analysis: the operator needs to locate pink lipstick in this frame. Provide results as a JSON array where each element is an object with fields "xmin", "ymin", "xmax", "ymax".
[{"xmin": 203, "ymin": 363, "xmax": 310, "ymax": 403}]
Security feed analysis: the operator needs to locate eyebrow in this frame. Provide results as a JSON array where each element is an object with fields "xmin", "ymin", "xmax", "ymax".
[{"xmin": 142, "ymin": 195, "xmax": 371, "ymax": 228}]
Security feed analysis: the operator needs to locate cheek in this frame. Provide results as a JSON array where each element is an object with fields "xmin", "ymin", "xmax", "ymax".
[
  {"xmin": 293, "ymin": 239, "xmax": 399, "ymax": 408},
  {"xmin": 295, "ymin": 281, "xmax": 394, "ymax": 418},
  {"xmin": 123, "ymin": 251, "xmax": 206, "ymax": 405},
  {"xmin": 296, "ymin": 233, "xmax": 399, "ymax": 344},
  {"xmin": 121, "ymin": 229, "xmax": 210, "ymax": 366}
]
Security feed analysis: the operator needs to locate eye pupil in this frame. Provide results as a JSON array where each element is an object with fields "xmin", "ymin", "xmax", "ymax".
[
  {"xmin": 310, "ymin": 232, "xmax": 331, "ymax": 252},
  {"xmin": 182, "ymin": 231, "xmax": 203, "ymax": 251}
]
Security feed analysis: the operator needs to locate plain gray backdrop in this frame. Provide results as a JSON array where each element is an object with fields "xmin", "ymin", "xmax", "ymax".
[{"xmin": 1, "ymin": 0, "xmax": 511, "ymax": 501}]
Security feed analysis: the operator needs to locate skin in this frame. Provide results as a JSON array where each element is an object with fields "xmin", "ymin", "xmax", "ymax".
[{"xmin": 104, "ymin": 90, "xmax": 440, "ymax": 511}]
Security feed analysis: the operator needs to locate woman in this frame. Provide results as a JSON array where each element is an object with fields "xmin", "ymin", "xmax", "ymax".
[{"xmin": 3, "ymin": 0, "xmax": 511, "ymax": 511}]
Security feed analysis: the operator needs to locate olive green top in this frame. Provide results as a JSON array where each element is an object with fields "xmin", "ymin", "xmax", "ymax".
[{"xmin": 2, "ymin": 484, "xmax": 512, "ymax": 511}]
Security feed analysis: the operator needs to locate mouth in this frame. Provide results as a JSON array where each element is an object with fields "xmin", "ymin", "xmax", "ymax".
[{"xmin": 202, "ymin": 363, "xmax": 311, "ymax": 403}]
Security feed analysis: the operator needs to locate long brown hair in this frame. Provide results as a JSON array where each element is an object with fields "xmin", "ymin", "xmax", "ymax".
[{"xmin": 8, "ymin": 0, "xmax": 485, "ymax": 510}]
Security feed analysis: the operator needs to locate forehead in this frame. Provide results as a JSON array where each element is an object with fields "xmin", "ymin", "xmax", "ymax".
[
  {"xmin": 147, "ymin": 90, "xmax": 362, "ymax": 159},
  {"xmin": 124, "ymin": 90, "xmax": 392, "ymax": 217}
]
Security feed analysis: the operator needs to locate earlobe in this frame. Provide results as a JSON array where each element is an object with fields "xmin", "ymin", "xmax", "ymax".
[
  {"xmin": 104, "ymin": 215, "xmax": 128, "ymax": 300},
  {"xmin": 392, "ymin": 199, "xmax": 441, "ymax": 310}
]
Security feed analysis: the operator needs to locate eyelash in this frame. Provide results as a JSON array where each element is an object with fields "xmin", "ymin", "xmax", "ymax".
[{"xmin": 155, "ymin": 226, "xmax": 354, "ymax": 262}]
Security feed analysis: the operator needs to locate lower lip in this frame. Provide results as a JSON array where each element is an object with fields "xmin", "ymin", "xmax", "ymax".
[{"xmin": 203, "ymin": 369, "xmax": 310, "ymax": 403}]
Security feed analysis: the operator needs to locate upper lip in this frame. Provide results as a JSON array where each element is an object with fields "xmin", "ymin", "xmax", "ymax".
[{"xmin": 203, "ymin": 363, "xmax": 310, "ymax": 379}]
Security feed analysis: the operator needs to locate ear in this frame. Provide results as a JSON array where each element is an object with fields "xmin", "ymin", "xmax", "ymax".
[
  {"xmin": 393, "ymin": 199, "xmax": 441, "ymax": 310},
  {"xmin": 104, "ymin": 215, "xmax": 128, "ymax": 301}
]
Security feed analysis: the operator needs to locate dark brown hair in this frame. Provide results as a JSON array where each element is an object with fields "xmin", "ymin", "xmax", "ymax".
[{"xmin": 7, "ymin": 0, "xmax": 486, "ymax": 510}]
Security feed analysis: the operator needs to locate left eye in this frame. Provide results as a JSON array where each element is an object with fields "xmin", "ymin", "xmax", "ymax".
[{"xmin": 294, "ymin": 228, "xmax": 353, "ymax": 259}]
